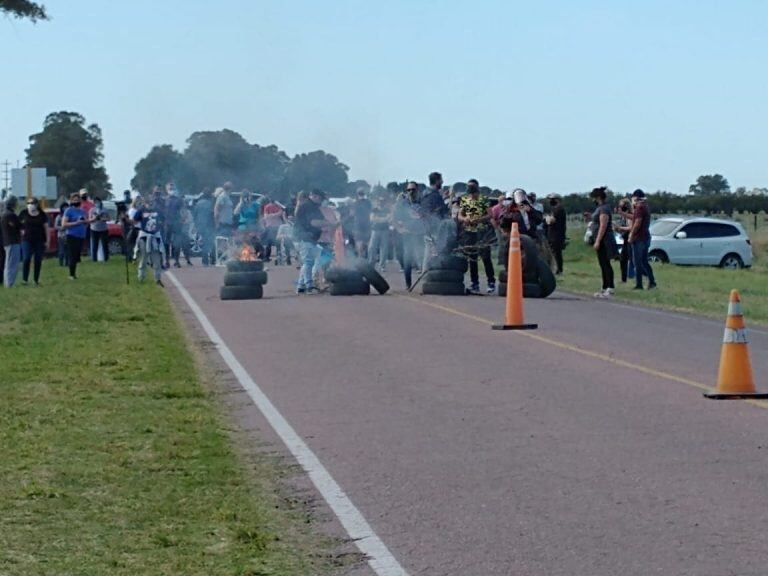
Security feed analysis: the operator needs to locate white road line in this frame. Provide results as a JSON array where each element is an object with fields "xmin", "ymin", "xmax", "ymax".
[{"xmin": 167, "ymin": 272, "xmax": 408, "ymax": 576}]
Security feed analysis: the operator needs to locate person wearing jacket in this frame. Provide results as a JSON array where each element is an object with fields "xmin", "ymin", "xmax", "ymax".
[
  {"xmin": 393, "ymin": 183, "xmax": 426, "ymax": 290},
  {"xmin": 133, "ymin": 195, "xmax": 165, "ymax": 286},
  {"xmin": 19, "ymin": 196, "xmax": 49, "ymax": 285},
  {"xmin": 546, "ymin": 193, "xmax": 567, "ymax": 275},
  {"xmin": 1, "ymin": 195, "xmax": 22, "ymax": 287},
  {"xmin": 294, "ymin": 189, "xmax": 329, "ymax": 294}
]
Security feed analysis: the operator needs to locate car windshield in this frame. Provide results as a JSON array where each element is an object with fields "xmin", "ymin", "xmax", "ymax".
[{"xmin": 650, "ymin": 220, "xmax": 681, "ymax": 236}]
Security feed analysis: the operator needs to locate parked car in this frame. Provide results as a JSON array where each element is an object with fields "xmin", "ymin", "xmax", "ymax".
[
  {"xmin": 44, "ymin": 208, "xmax": 125, "ymax": 256},
  {"xmin": 648, "ymin": 217, "xmax": 753, "ymax": 268}
]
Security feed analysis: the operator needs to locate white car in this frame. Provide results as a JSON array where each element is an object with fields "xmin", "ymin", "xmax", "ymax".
[{"xmin": 648, "ymin": 217, "xmax": 753, "ymax": 269}]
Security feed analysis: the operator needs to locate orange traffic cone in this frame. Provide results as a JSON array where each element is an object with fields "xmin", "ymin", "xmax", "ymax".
[
  {"xmin": 493, "ymin": 223, "xmax": 538, "ymax": 331},
  {"xmin": 334, "ymin": 227, "xmax": 346, "ymax": 267},
  {"xmin": 704, "ymin": 290, "xmax": 768, "ymax": 399}
]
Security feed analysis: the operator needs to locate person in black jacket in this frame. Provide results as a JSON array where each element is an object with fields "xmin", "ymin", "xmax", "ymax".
[
  {"xmin": 546, "ymin": 194, "xmax": 567, "ymax": 275},
  {"xmin": 420, "ymin": 172, "xmax": 450, "ymax": 268},
  {"xmin": 1, "ymin": 196, "xmax": 22, "ymax": 287},
  {"xmin": 294, "ymin": 189, "xmax": 329, "ymax": 294}
]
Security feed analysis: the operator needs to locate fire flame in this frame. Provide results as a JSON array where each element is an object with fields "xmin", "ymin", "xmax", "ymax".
[{"xmin": 239, "ymin": 244, "xmax": 259, "ymax": 262}]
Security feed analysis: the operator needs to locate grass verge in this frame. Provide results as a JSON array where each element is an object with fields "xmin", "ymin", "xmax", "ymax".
[
  {"xmin": 557, "ymin": 229, "xmax": 768, "ymax": 325},
  {"xmin": 0, "ymin": 259, "xmax": 344, "ymax": 575}
]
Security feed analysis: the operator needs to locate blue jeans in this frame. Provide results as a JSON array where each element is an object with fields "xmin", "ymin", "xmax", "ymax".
[
  {"xmin": 368, "ymin": 229, "xmax": 390, "ymax": 268},
  {"xmin": 22, "ymin": 239, "xmax": 45, "ymax": 283},
  {"xmin": 4, "ymin": 243, "xmax": 21, "ymax": 287},
  {"xmin": 297, "ymin": 241, "xmax": 320, "ymax": 289},
  {"xmin": 58, "ymin": 237, "xmax": 69, "ymax": 266},
  {"xmin": 631, "ymin": 239, "xmax": 656, "ymax": 288}
]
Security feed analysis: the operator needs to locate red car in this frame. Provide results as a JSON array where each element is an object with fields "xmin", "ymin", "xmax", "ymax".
[{"xmin": 44, "ymin": 208, "xmax": 125, "ymax": 256}]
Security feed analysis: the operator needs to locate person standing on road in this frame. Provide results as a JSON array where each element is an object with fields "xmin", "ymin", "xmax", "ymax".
[
  {"xmin": 133, "ymin": 195, "xmax": 165, "ymax": 286},
  {"xmin": 194, "ymin": 188, "xmax": 216, "ymax": 266},
  {"xmin": 352, "ymin": 189, "xmax": 372, "ymax": 259},
  {"xmin": 19, "ymin": 197, "xmax": 49, "ymax": 286},
  {"xmin": 1, "ymin": 196, "xmax": 22, "ymax": 287},
  {"xmin": 54, "ymin": 201, "xmax": 69, "ymax": 267},
  {"xmin": 614, "ymin": 197, "xmax": 634, "ymax": 283},
  {"xmin": 261, "ymin": 196, "xmax": 285, "ymax": 262},
  {"xmin": 89, "ymin": 197, "xmax": 110, "ymax": 262},
  {"xmin": 421, "ymin": 172, "xmax": 449, "ymax": 268},
  {"xmin": 368, "ymin": 195, "xmax": 392, "ymax": 271},
  {"xmin": 393, "ymin": 183, "xmax": 426, "ymax": 290},
  {"xmin": 294, "ymin": 189, "xmax": 328, "ymax": 294},
  {"xmin": 546, "ymin": 194, "xmax": 567, "ymax": 275},
  {"xmin": 628, "ymin": 189, "xmax": 657, "ymax": 290},
  {"xmin": 458, "ymin": 179, "xmax": 496, "ymax": 294},
  {"xmin": 590, "ymin": 186, "xmax": 617, "ymax": 299},
  {"xmin": 61, "ymin": 193, "xmax": 91, "ymax": 280},
  {"xmin": 214, "ymin": 185, "xmax": 234, "ymax": 239},
  {"xmin": 164, "ymin": 183, "xmax": 185, "ymax": 268}
]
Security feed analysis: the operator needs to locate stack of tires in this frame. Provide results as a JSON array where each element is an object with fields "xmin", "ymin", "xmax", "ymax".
[
  {"xmin": 497, "ymin": 236, "xmax": 556, "ymax": 299},
  {"xmin": 421, "ymin": 254, "xmax": 468, "ymax": 296},
  {"xmin": 325, "ymin": 262, "xmax": 390, "ymax": 296},
  {"xmin": 220, "ymin": 260, "xmax": 267, "ymax": 300}
]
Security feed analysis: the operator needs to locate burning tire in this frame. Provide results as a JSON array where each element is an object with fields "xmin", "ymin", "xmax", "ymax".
[
  {"xmin": 220, "ymin": 285, "xmax": 264, "ymax": 300},
  {"xmin": 422, "ymin": 281, "xmax": 466, "ymax": 296},
  {"xmin": 329, "ymin": 280, "xmax": 371, "ymax": 296},
  {"xmin": 226, "ymin": 260, "xmax": 265, "ymax": 272},
  {"xmin": 425, "ymin": 269, "xmax": 465, "ymax": 283},
  {"xmin": 426, "ymin": 255, "xmax": 468, "ymax": 273},
  {"xmin": 223, "ymin": 271, "xmax": 268, "ymax": 287},
  {"xmin": 325, "ymin": 267, "xmax": 366, "ymax": 284},
  {"xmin": 355, "ymin": 262, "xmax": 390, "ymax": 295}
]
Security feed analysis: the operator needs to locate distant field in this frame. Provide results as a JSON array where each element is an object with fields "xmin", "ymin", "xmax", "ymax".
[{"xmin": 558, "ymin": 224, "xmax": 768, "ymax": 325}]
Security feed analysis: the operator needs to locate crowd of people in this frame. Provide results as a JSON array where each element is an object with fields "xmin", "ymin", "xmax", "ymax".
[{"xmin": 2, "ymin": 174, "xmax": 660, "ymax": 301}]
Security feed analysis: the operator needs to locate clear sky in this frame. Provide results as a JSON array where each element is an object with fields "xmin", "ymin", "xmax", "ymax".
[{"xmin": 2, "ymin": 0, "xmax": 766, "ymax": 195}]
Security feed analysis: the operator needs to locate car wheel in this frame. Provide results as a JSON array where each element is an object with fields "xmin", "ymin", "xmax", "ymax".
[
  {"xmin": 325, "ymin": 267, "xmax": 366, "ymax": 284},
  {"xmin": 223, "ymin": 271, "xmax": 268, "ymax": 286},
  {"xmin": 720, "ymin": 254, "xmax": 744, "ymax": 269},
  {"xmin": 107, "ymin": 237, "xmax": 124, "ymax": 256},
  {"xmin": 220, "ymin": 285, "xmax": 264, "ymax": 300},
  {"xmin": 355, "ymin": 261, "xmax": 390, "ymax": 294},
  {"xmin": 421, "ymin": 281, "xmax": 466, "ymax": 296},
  {"xmin": 329, "ymin": 280, "xmax": 371, "ymax": 295},
  {"xmin": 425, "ymin": 269, "xmax": 465, "ymax": 283},
  {"xmin": 648, "ymin": 250, "xmax": 668, "ymax": 264}
]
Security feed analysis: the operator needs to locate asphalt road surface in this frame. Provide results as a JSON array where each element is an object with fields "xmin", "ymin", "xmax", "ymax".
[{"xmin": 168, "ymin": 263, "xmax": 768, "ymax": 576}]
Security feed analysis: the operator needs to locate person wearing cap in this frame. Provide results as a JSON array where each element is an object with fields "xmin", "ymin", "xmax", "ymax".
[
  {"xmin": 458, "ymin": 179, "xmax": 496, "ymax": 294},
  {"xmin": 294, "ymin": 188, "xmax": 329, "ymax": 294},
  {"xmin": 393, "ymin": 182, "xmax": 426, "ymax": 290},
  {"xmin": 546, "ymin": 194, "xmax": 567, "ymax": 275},
  {"xmin": 589, "ymin": 186, "xmax": 617, "ymax": 298},
  {"xmin": 61, "ymin": 192, "xmax": 92, "ymax": 280},
  {"xmin": 18, "ymin": 196, "xmax": 49, "ymax": 286},
  {"xmin": 628, "ymin": 189, "xmax": 657, "ymax": 290},
  {"xmin": 1, "ymin": 195, "xmax": 22, "ymax": 287}
]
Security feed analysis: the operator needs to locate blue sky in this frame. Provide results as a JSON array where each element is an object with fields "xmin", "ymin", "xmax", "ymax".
[{"xmin": 2, "ymin": 0, "xmax": 766, "ymax": 195}]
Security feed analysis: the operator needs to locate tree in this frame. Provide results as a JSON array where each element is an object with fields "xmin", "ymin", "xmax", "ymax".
[
  {"xmin": 281, "ymin": 151, "xmax": 349, "ymax": 196},
  {"xmin": 26, "ymin": 111, "xmax": 110, "ymax": 199},
  {"xmin": 0, "ymin": 0, "xmax": 48, "ymax": 21},
  {"xmin": 131, "ymin": 144, "xmax": 191, "ymax": 193},
  {"xmin": 689, "ymin": 174, "xmax": 730, "ymax": 196}
]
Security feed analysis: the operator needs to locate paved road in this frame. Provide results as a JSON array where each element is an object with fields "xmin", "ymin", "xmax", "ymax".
[{"xmin": 168, "ymin": 264, "xmax": 768, "ymax": 576}]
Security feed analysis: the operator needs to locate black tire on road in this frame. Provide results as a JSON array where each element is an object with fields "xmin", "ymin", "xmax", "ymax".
[
  {"xmin": 425, "ymin": 269, "xmax": 465, "ymax": 283},
  {"xmin": 329, "ymin": 280, "xmax": 371, "ymax": 296},
  {"xmin": 356, "ymin": 261, "xmax": 390, "ymax": 294},
  {"xmin": 537, "ymin": 260, "xmax": 557, "ymax": 298},
  {"xmin": 224, "ymin": 271, "xmax": 268, "ymax": 286},
  {"xmin": 220, "ymin": 284, "xmax": 264, "ymax": 300},
  {"xmin": 422, "ymin": 281, "xmax": 466, "ymax": 296},
  {"xmin": 499, "ymin": 269, "xmax": 508, "ymax": 283},
  {"xmin": 498, "ymin": 282, "xmax": 507, "ymax": 297},
  {"xmin": 226, "ymin": 260, "xmax": 265, "ymax": 272},
  {"xmin": 427, "ymin": 255, "xmax": 468, "ymax": 273},
  {"xmin": 325, "ymin": 267, "xmax": 366, "ymax": 284},
  {"xmin": 523, "ymin": 283, "xmax": 542, "ymax": 299}
]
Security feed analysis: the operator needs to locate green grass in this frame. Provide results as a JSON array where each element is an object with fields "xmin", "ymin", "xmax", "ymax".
[
  {"xmin": 0, "ymin": 260, "xmax": 346, "ymax": 575},
  {"xmin": 558, "ymin": 228, "xmax": 768, "ymax": 325}
]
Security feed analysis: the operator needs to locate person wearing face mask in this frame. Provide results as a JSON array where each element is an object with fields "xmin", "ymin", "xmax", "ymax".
[
  {"xmin": 89, "ymin": 197, "xmax": 110, "ymax": 262},
  {"xmin": 1, "ymin": 195, "xmax": 22, "ymax": 287},
  {"xmin": 393, "ymin": 182, "xmax": 426, "ymax": 290},
  {"xmin": 54, "ymin": 202, "xmax": 70, "ymax": 267},
  {"xmin": 78, "ymin": 189, "xmax": 94, "ymax": 257},
  {"xmin": 62, "ymin": 192, "xmax": 93, "ymax": 280},
  {"xmin": 18, "ymin": 197, "xmax": 49, "ymax": 285},
  {"xmin": 545, "ymin": 194, "xmax": 567, "ymax": 275},
  {"xmin": 458, "ymin": 179, "xmax": 496, "ymax": 294}
]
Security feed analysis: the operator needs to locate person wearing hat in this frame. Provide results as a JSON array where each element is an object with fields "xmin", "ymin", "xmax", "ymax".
[
  {"xmin": 61, "ymin": 192, "xmax": 93, "ymax": 280},
  {"xmin": 1, "ymin": 195, "xmax": 22, "ymax": 287},
  {"xmin": 294, "ymin": 188, "xmax": 328, "ymax": 294},
  {"xmin": 546, "ymin": 193, "xmax": 567, "ymax": 275},
  {"xmin": 628, "ymin": 189, "xmax": 657, "ymax": 290}
]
